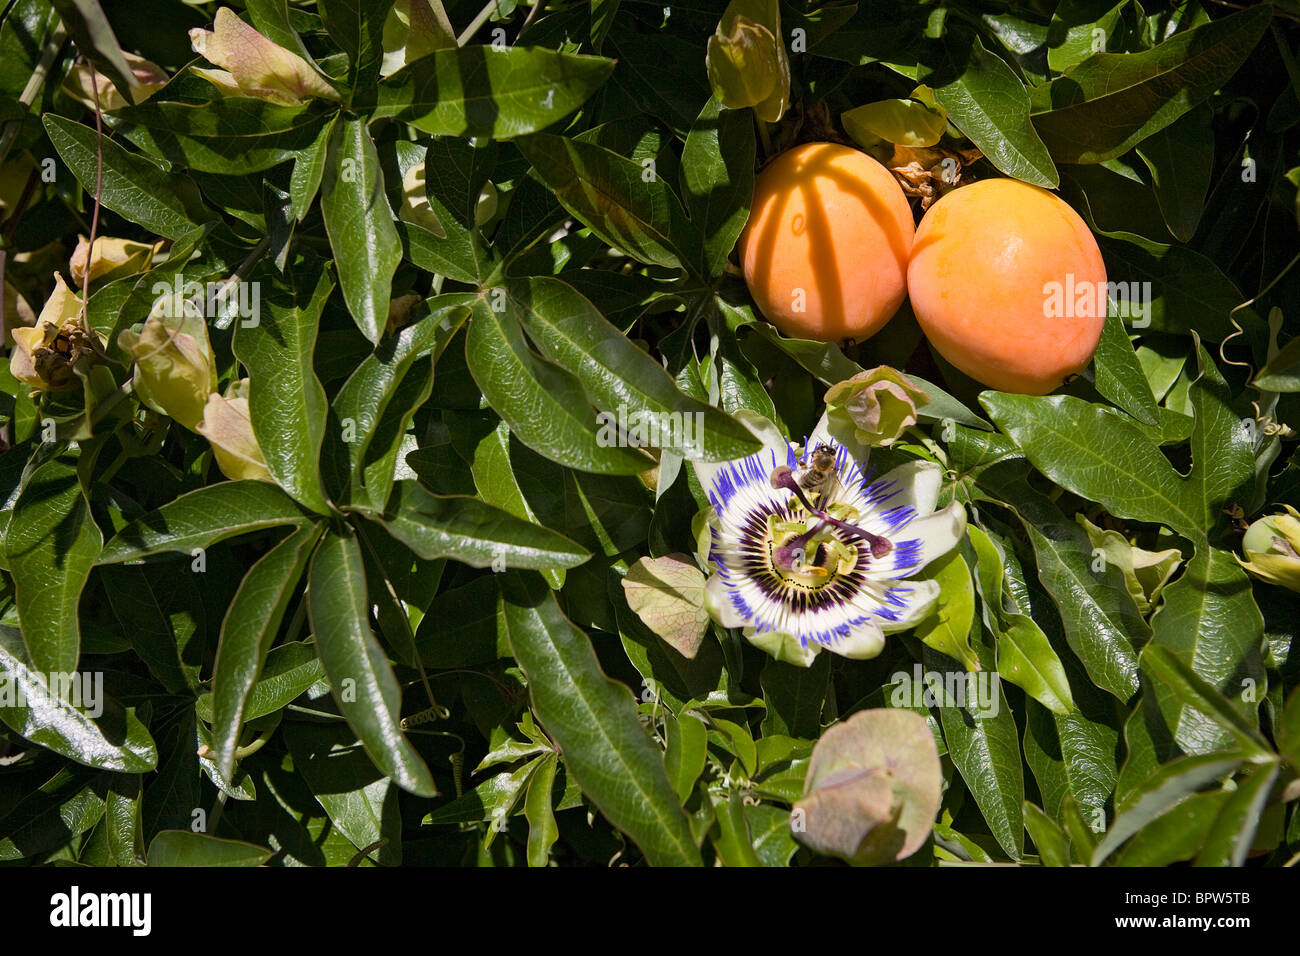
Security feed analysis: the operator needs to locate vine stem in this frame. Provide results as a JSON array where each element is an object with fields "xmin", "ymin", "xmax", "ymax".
[
  {"xmin": 756, "ymin": 117, "xmax": 773, "ymax": 159},
  {"xmin": 79, "ymin": 61, "xmax": 105, "ymax": 333},
  {"xmin": 0, "ymin": 22, "xmax": 67, "ymax": 167},
  {"xmin": 457, "ymin": 0, "xmax": 501, "ymax": 46}
]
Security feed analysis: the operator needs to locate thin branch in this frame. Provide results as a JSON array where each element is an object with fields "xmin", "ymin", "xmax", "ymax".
[
  {"xmin": 457, "ymin": 0, "xmax": 501, "ymax": 46},
  {"xmin": 79, "ymin": 60, "xmax": 105, "ymax": 332},
  {"xmin": 0, "ymin": 22, "xmax": 68, "ymax": 167}
]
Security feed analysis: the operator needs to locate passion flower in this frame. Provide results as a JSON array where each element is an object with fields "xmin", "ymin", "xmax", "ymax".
[{"xmin": 693, "ymin": 413, "xmax": 966, "ymax": 666}]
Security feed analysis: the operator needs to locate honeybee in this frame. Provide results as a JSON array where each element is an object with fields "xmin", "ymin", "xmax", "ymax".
[{"xmin": 795, "ymin": 443, "xmax": 839, "ymax": 503}]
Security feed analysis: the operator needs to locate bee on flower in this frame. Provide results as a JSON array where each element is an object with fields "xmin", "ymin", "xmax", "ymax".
[{"xmin": 693, "ymin": 409, "xmax": 966, "ymax": 667}]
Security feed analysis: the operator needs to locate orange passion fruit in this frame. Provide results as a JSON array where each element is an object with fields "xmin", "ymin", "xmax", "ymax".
[
  {"xmin": 906, "ymin": 178, "xmax": 1107, "ymax": 395},
  {"xmin": 739, "ymin": 142, "xmax": 915, "ymax": 343}
]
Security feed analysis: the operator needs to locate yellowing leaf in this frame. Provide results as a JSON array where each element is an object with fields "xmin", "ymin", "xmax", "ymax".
[{"xmin": 621, "ymin": 555, "xmax": 709, "ymax": 659}]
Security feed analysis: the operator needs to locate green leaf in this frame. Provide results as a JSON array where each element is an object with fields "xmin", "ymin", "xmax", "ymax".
[
  {"xmin": 1091, "ymin": 753, "xmax": 1242, "ymax": 865},
  {"xmin": 680, "ymin": 97, "xmax": 755, "ymax": 278},
  {"xmin": 982, "ymin": 392, "xmax": 1198, "ymax": 538},
  {"xmin": 745, "ymin": 802, "xmax": 799, "ymax": 866},
  {"xmin": 968, "ymin": 526, "xmax": 1075, "ymax": 714},
  {"xmin": 1099, "ymin": 232, "xmax": 1252, "ymax": 343},
  {"xmin": 930, "ymin": 32, "xmax": 1058, "ymax": 188},
  {"xmin": 1030, "ymin": 5, "xmax": 1270, "ymax": 164},
  {"xmin": 465, "ymin": 293, "xmax": 655, "ymax": 475},
  {"xmin": 1136, "ymin": 104, "xmax": 1213, "ymax": 243},
  {"xmin": 524, "ymin": 752, "xmax": 560, "ymax": 867},
  {"xmin": 664, "ymin": 709, "xmax": 708, "ymax": 803},
  {"xmin": 515, "ymin": 133, "xmax": 698, "ymax": 272},
  {"xmin": 49, "ymin": 0, "xmax": 140, "ymax": 103},
  {"xmin": 0, "ymin": 625, "xmax": 157, "ymax": 772},
  {"xmin": 1111, "ymin": 789, "xmax": 1226, "ymax": 866},
  {"xmin": 321, "ymin": 115, "xmax": 402, "ymax": 344},
  {"xmin": 318, "ymin": 0, "xmax": 388, "ymax": 91},
  {"xmin": 146, "ymin": 830, "xmax": 272, "ymax": 866},
  {"xmin": 759, "ymin": 653, "xmax": 830, "ymax": 739},
  {"xmin": 99, "ymin": 481, "xmax": 308, "ymax": 563},
  {"xmin": 210, "ymin": 522, "xmax": 321, "ymax": 783},
  {"xmin": 500, "ymin": 580, "xmax": 701, "ymax": 866},
  {"xmin": 374, "ymin": 46, "xmax": 615, "ymax": 138},
  {"xmin": 1194, "ymin": 762, "xmax": 1280, "ymax": 867},
  {"xmin": 924, "ymin": 642, "xmax": 1024, "ymax": 860},
  {"xmin": 290, "ymin": 114, "xmax": 336, "ymax": 220},
  {"xmin": 0, "ymin": 777, "xmax": 105, "ymax": 861},
  {"xmin": 1092, "ymin": 311, "xmax": 1159, "ymax": 425},
  {"xmin": 1254, "ymin": 334, "xmax": 1300, "ymax": 393},
  {"xmin": 283, "ymin": 720, "xmax": 402, "ymax": 865},
  {"xmin": 1047, "ymin": 0, "xmax": 1154, "ymax": 73},
  {"xmin": 307, "ymin": 527, "xmax": 436, "ymax": 796},
  {"xmin": 3, "ymin": 454, "xmax": 101, "ymax": 673},
  {"xmin": 103, "ymin": 774, "xmax": 144, "ymax": 866},
  {"xmin": 324, "ymin": 292, "xmax": 472, "ymax": 508},
  {"xmin": 494, "ymin": 276, "xmax": 761, "ymax": 460},
  {"xmin": 42, "ymin": 115, "xmax": 216, "ymax": 240},
  {"xmin": 968, "ymin": 448, "xmax": 1144, "ymax": 701},
  {"xmin": 710, "ymin": 788, "xmax": 764, "ymax": 866},
  {"xmin": 372, "ymin": 479, "xmax": 589, "ymax": 571},
  {"xmin": 198, "ymin": 640, "xmax": 323, "ymax": 723},
  {"xmin": 913, "ymin": 551, "xmax": 979, "ymax": 672},
  {"xmin": 1023, "ymin": 800, "xmax": 1071, "ymax": 866},
  {"xmin": 1145, "ymin": 552, "xmax": 1267, "ymax": 757},
  {"xmin": 233, "ymin": 261, "xmax": 335, "ymax": 515},
  {"xmin": 120, "ymin": 99, "xmax": 331, "ymax": 175}
]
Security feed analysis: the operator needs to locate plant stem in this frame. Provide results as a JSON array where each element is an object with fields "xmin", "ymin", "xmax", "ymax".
[
  {"xmin": 0, "ymin": 22, "xmax": 67, "ymax": 167},
  {"xmin": 79, "ymin": 61, "xmax": 105, "ymax": 334},
  {"xmin": 457, "ymin": 0, "xmax": 501, "ymax": 46},
  {"xmin": 756, "ymin": 117, "xmax": 773, "ymax": 158}
]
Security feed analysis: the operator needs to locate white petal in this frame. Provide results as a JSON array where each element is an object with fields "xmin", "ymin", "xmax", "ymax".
[
  {"xmin": 874, "ymin": 578, "xmax": 941, "ymax": 634},
  {"xmin": 746, "ymin": 628, "xmax": 821, "ymax": 667},
  {"xmin": 691, "ymin": 410, "xmax": 789, "ymax": 494},
  {"xmin": 871, "ymin": 459, "xmax": 945, "ymax": 516},
  {"xmin": 825, "ymin": 619, "xmax": 885, "ymax": 660},
  {"xmin": 888, "ymin": 500, "xmax": 967, "ymax": 576},
  {"xmin": 808, "ymin": 408, "xmax": 871, "ymax": 464},
  {"xmin": 705, "ymin": 572, "xmax": 746, "ymax": 629}
]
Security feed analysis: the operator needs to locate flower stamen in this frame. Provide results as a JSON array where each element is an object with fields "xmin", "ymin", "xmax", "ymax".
[{"xmin": 770, "ymin": 465, "xmax": 893, "ymax": 558}]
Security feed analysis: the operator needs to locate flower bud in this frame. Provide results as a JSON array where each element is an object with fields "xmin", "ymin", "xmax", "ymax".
[
  {"xmin": 1239, "ymin": 507, "xmax": 1300, "ymax": 592},
  {"xmin": 118, "ymin": 293, "xmax": 217, "ymax": 431},
  {"xmin": 69, "ymin": 235, "xmax": 162, "ymax": 288},
  {"xmin": 189, "ymin": 7, "xmax": 340, "ymax": 106},
  {"xmin": 196, "ymin": 380, "xmax": 272, "ymax": 482},
  {"xmin": 705, "ymin": 0, "xmax": 788, "ymax": 122},
  {"xmin": 824, "ymin": 366, "xmax": 929, "ymax": 447},
  {"xmin": 63, "ymin": 52, "xmax": 169, "ymax": 112},
  {"xmin": 9, "ymin": 274, "xmax": 99, "ymax": 391},
  {"xmin": 793, "ymin": 709, "xmax": 942, "ymax": 865}
]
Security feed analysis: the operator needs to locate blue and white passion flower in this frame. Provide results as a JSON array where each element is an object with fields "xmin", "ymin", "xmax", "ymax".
[{"xmin": 693, "ymin": 412, "xmax": 966, "ymax": 667}]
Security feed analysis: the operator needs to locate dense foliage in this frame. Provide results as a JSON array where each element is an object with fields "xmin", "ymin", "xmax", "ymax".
[{"xmin": 0, "ymin": 0, "xmax": 1298, "ymax": 868}]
